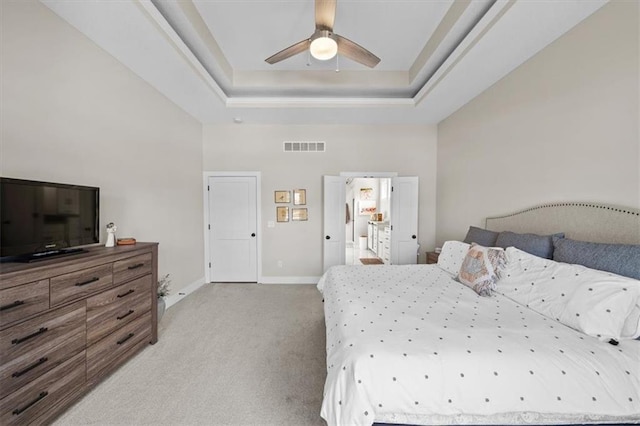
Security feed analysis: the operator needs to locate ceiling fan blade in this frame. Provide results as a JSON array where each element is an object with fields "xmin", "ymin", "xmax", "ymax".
[
  {"xmin": 315, "ymin": 0, "xmax": 336, "ymax": 31},
  {"xmin": 335, "ymin": 34, "xmax": 380, "ymax": 68},
  {"xmin": 265, "ymin": 39, "xmax": 311, "ymax": 64}
]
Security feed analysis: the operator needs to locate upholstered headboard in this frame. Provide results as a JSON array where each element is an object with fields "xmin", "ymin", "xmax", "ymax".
[{"xmin": 485, "ymin": 202, "xmax": 640, "ymax": 244}]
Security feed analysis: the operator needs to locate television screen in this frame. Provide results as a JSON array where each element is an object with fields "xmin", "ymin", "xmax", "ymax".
[{"xmin": 0, "ymin": 178, "xmax": 99, "ymax": 259}]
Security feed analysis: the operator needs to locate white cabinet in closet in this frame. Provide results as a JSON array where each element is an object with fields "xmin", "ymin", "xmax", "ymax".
[
  {"xmin": 367, "ymin": 221, "xmax": 388, "ymax": 257},
  {"xmin": 379, "ymin": 226, "xmax": 391, "ymax": 264}
]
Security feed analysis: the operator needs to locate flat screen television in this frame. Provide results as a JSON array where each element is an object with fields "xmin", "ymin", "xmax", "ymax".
[{"xmin": 0, "ymin": 177, "xmax": 100, "ymax": 262}]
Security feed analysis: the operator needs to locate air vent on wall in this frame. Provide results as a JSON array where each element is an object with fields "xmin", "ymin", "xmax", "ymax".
[{"xmin": 283, "ymin": 141, "xmax": 325, "ymax": 152}]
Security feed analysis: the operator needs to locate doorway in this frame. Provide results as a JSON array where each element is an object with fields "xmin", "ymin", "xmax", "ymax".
[
  {"xmin": 204, "ymin": 172, "xmax": 261, "ymax": 283},
  {"xmin": 345, "ymin": 177, "xmax": 392, "ymax": 265},
  {"xmin": 323, "ymin": 173, "xmax": 418, "ymax": 272}
]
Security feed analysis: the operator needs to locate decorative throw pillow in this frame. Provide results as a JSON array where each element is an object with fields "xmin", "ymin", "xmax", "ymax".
[
  {"xmin": 463, "ymin": 226, "xmax": 499, "ymax": 247},
  {"xmin": 437, "ymin": 241, "xmax": 471, "ymax": 276},
  {"xmin": 495, "ymin": 231, "xmax": 564, "ymax": 259},
  {"xmin": 457, "ymin": 244, "xmax": 506, "ymax": 296}
]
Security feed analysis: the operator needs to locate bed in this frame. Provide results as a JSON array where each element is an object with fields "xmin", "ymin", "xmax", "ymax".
[{"xmin": 317, "ymin": 202, "xmax": 640, "ymax": 426}]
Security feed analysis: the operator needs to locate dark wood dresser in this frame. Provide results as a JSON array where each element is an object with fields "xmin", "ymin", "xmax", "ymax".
[{"xmin": 0, "ymin": 243, "xmax": 158, "ymax": 425}]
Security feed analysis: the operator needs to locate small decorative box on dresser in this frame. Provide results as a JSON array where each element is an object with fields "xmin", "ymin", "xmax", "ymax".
[
  {"xmin": 426, "ymin": 251, "xmax": 440, "ymax": 264},
  {"xmin": 0, "ymin": 243, "xmax": 158, "ymax": 425}
]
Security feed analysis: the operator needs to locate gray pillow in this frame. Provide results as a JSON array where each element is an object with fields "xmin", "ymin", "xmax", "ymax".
[
  {"xmin": 495, "ymin": 231, "xmax": 564, "ymax": 259},
  {"xmin": 553, "ymin": 237, "xmax": 640, "ymax": 280},
  {"xmin": 463, "ymin": 226, "xmax": 499, "ymax": 247}
]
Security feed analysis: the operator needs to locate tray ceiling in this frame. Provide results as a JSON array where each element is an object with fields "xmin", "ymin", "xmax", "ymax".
[{"xmin": 41, "ymin": 0, "xmax": 608, "ymax": 124}]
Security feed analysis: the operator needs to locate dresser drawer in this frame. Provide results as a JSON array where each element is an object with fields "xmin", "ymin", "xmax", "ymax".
[
  {"xmin": 0, "ymin": 331, "xmax": 84, "ymax": 400},
  {"xmin": 87, "ymin": 275, "xmax": 152, "ymax": 345},
  {"xmin": 113, "ymin": 253, "xmax": 152, "ymax": 285},
  {"xmin": 87, "ymin": 313, "xmax": 151, "ymax": 383},
  {"xmin": 0, "ymin": 303, "xmax": 85, "ymax": 400},
  {"xmin": 0, "ymin": 350, "xmax": 85, "ymax": 426},
  {"xmin": 0, "ymin": 302, "xmax": 85, "ymax": 365},
  {"xmin": 0, "ymin": 280, "xmax": 49, "ymax": 328},
  {"xmin": 50, "ymin": 264, "xmax": 113, "ymax": 307}
]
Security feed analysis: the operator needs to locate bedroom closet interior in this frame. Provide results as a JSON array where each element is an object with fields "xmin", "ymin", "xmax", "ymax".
[{"xmin": 345, "ymin": 177, "xmax": 392, "ymax": 265}]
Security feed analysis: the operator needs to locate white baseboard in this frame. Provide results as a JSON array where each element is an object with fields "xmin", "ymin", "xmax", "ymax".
[
  {"xmin": 164, "ymin": 276, "xmax": 206, "ymax": 309},
  {"xmin": 260, "ymin": 276, "xmax": 321, "ymax": 285}
]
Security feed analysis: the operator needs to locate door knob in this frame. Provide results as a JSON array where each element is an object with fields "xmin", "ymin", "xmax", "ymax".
[
  {"xmin": 325, "ymin": 235, "xmax": 331, "ymax": 240},
  {"xmin": 411, "ymin": 235, "xmax": 417, "ymax": 239},
  {"xmin": 251, "ymin": 233, "xmax": 256, "ymax": 237}
]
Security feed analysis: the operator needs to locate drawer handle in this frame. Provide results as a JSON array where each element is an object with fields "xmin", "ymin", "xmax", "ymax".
[
  {"xmin": 117, "ymin": 333, "xmax": 135, "ymax": 345},
  {"xmin": 0, "ymin": 300, "xmax": 25, "ymax": 311},
  {"xmin": 12, "ymin": 357, "xmax": 48, "ymax": 378},
  {"xmin": 117, "ymin": 310, "xmax": 134, "ymax": 320},
  {"xmin": 12, "ymin": 391, "xmax": 48, "ymax": 415},
  {"xmin": 127, "ymin": 263, "xmax": 145, "ymax": 270},
  {"xmin": 12, "ymin": 327, "xmax": 48, "ymax": 345},
  {"xmin": 75, "ymin": 276, "xmax": 100, "ymax": 287},
  {"xmin": 117, "ymin": 289, "xmax": 135, "ymax": 298}
]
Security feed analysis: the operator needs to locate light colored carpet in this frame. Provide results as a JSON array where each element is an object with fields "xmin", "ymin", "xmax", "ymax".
[{"xmin": 53, "ymin": 283, "xmax": 327, "ymax": 426}]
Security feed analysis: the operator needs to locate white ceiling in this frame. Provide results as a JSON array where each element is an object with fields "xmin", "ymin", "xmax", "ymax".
[{"xmin": 41, "ymin": 0, "xmax": 607, "ymax": 125}]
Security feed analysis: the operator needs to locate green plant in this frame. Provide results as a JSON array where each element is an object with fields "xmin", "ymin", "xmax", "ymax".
[{"xmin": 157, "ymin": 273, "xmax": 171, "ymax": 298}]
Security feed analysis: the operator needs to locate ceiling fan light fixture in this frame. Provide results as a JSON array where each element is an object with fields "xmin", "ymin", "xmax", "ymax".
[
  {"xmin": 310, "ymin": 30, "xmax": 337, "ymax": 61},
  {"xmin": 265, "ymin": 0, "xmax": 380, "ymax": 68}
]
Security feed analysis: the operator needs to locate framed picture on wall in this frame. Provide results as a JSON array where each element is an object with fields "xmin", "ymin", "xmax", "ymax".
[
  {"xmin": 293, "ymin": 189, "xmax": 306, "ymax": 205},
  {"xmin": 360, "ymin": 187, "xmax": 373, "ymax": 200},
  {"xmin": 274, "ymin": 190, "xmax": 290, "ymax": 203},
  {"xmin": 359, "ymin": 200, "xmax": 376, "ymax": 215},
  {"xmin": 277, "ymin": 206, "xmax": 289, "ymax": 222},
  {"xmin": 292, "ymin": 208, "xmax": 308, "ymax": 221}
]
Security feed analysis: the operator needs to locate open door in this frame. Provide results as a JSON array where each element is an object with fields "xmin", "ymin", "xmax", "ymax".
[
  {"xmin": 390, "ymin": 176, "xmax": 419, "ymax": 264},
  {"xmin": 323, "ymin": 176, "xmax": 346, "ymax": 272}
]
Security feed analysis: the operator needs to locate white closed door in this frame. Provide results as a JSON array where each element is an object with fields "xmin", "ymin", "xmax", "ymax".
[
  {"xmin": 323, "ymin": 176, "xmax": 346, "ymax": 272},
  {"xmin": 390, "ymin": 176, "xmax": 419, "ymax": 264},
  {"xmin": 208, "ymin": 176, "xmax": 257, "ymax": 282}
]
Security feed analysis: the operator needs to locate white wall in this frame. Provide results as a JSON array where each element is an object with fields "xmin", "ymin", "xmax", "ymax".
[
  {"xmin": 203, "ymin": 124, "xmax": 437, "ymax": 279},
  {"xmin": 1, "ymin": 1, "xmax": 205, "ymax": 294},
  {"xmin": 436, "ymin": 0, "xmax": 639, "ymax": 244}
]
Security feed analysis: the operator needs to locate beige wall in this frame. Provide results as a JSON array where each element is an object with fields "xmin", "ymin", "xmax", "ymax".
[
  {"xmin": 203, "ymin": 124, "xmax": 437, "ymax": 279},
  {"xmin": 1, "ymin": 1, "xmax": 205, "ymax": 293},
  {"xmin": 436, "ymin": 0, "xmax": 640, "ymax": 244},
  {"xmin": 5, "ymin": 0, "xmax": 631, "ymax": 288}
]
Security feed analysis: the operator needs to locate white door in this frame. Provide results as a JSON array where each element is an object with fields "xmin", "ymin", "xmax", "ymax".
[
  {"xmin": 323, "ymin": 176, "xmax": 346, "ymax": 272},
  {"xmin": 208, "ymin": 176, "xmax": 257, "ymax": 282},
  {"xmin": 390, "ymin": 176, "xmax": 419, "ymax": 264}
]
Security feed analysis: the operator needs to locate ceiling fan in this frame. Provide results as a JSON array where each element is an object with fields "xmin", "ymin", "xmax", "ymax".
[{"xmin": 265, "ymin": 0, "xmax": 380, "ymax": 68}]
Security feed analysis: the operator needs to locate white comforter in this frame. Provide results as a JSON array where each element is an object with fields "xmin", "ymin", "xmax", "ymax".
[{"xmin": 317, "ymin": 265, "xmax": 640, "ymax": 426}]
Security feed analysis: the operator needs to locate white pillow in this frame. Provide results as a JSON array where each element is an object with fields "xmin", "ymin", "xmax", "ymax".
[
  {"xmin": 621, "ymin": 303, "xmax": 640, "ymax": 339},
  {"xmin": 437, "ymin": 241, "xmax": 470, "ymax": 276},
  {"xmin": 498, "ymin": 247, "xmax": 640, "ymax": 341}
]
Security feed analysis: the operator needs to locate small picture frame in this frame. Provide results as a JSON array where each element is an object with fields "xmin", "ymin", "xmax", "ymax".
[
  {"xmin": 360, "ymin": 187, "xmax": 373, "ymax": 200},
  {"xmin": 292, "ymin": 208, "xmax": 308, "ymax": 221},
  {"xmin": 274, "ymin": 191, "xmax": 290, "ymax": 203},
  {"xmin": 277, "ymin": 206, "xmax": 289, "ymax": 222},
  {"xmin": 359, "ymin": 200, "xmax": 376, "ymax": 215},
  {"xmin": 293, "ymin": 189, "xmax": 306, "ymax": 205}
]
